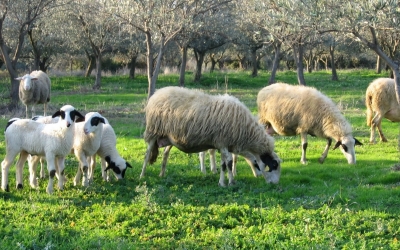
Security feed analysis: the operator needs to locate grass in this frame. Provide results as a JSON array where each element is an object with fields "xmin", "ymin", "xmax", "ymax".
[{"xmin": 0, "ymin": 69, "xmax": 400, "ymax": 249}]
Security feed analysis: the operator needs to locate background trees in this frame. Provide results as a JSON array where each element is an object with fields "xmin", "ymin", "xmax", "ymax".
[{"xmin": 1, "ymin": 0, "xmax": 397, "ymax": 106}]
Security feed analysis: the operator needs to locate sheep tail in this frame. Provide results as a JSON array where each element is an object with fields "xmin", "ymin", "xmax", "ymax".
[
  {"xmin": 366, "ymin": 93, "xmax": 373, "ymax": 127},
  {"xmin": 149, "ymin": 144, "xmax": 159, "ymax": 165}
]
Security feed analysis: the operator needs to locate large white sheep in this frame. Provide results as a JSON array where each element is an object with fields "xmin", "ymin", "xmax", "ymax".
[
  {"xmin": 1, "ymin": 105, "xmax": 84, "ymax": 194},
  {"xmin": 88, "ymin": 118, "xmax": 132, "ymax": 182},
  {"xmin": 365, "ymin": 78, "xmax": 400, "ymax": 143},
  {"xmin": 16, "ymin": 70, "xmax": 51, "ymax": 118},
  {"xmin": 257, "ymin": 83, "xmax": 362, "ymax": 164},
  {"xmin": 141, "ymin": 86, "xmax": 281, "ymax": 186},
  {"xmin": 72, "ymin": 112, "xmax": 106, "ymax": 187}
]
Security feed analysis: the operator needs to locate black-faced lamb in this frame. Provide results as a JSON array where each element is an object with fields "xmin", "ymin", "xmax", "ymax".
[
  {"xmin": 88, "ymin": 118, "xmax": 132, "ymax": 182},
  {"xmin": 72, "ymin": 112, "xmax": 106, "ymax": 187},
  {"xmin": 16, "ymin": 70, "xmax": 51, "ymax": 118},
  {"xmin": 257, "ymin": 83, "xmax": 362, "ymax": 164},
  {"xmin": 1, "ymin": 105, "xmax": 84, "ymax": 194},
  {"xmin": 365, "ymin": 78, "xmax": 400, "ymax": 143},
  {"xmin": 141, "ymin": 86, "xmax": 281, "ymax": 186}
]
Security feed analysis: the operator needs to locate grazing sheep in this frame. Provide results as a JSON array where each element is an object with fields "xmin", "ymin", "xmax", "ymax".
[
  {"xmin": 257, "ymin": 83, "xmax": 362, "ymax": 164},
  {"xmin": 72, "ymin": 112, "xmax": 106, "ymax": 187},
  {"xmin": 88, "ymin": 118, "xmax": 132, "ymax": 182},
  {"xmin": 1, "ymin": 105, "xmax": 84, "ymax": 194},
  {"xmin": 16, "ymin": 70, "xmax": 51, "ymax": 118},
  {"xmin": 365, "ymin": 78, "xmax": 400, "ymax": 143},
  {"xmin": 141, "ymin": 86, "xmax": 281, "ymax": 186}
]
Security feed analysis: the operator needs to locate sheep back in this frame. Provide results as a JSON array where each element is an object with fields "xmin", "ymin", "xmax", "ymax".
[
  {"xmin": 18, "ymin": 70, "xmax": 51, "ymax": 105},
  {"xmin": 257, "ymin": 83, "xmax": 352, "ymax": 140},
  {"xmin": 5, "ymin": 119, "xmax": 74, "ymax": 157},
  {"xmin": 145, "ymin": 86, "xmax": 275, "ymax": 155}
]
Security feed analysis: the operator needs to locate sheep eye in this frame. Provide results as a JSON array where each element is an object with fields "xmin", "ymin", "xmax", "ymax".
[{"xmin": 342, "ymin": 144, "xmax": 348, "ymax": 152}]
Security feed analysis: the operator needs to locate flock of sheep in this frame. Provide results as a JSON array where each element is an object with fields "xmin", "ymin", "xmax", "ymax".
[{"xmin": 0, "ymin": 70, "xmax": 397, "ymax": 194}]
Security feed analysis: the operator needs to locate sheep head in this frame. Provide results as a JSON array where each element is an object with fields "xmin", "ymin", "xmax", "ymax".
[
  {"xmin": 51, "ymin": 105, "xmax": 84, "ymax": 127},
  {"xmin": 15, "ymin": 74, "xmax": 38, "ymax": 91}
]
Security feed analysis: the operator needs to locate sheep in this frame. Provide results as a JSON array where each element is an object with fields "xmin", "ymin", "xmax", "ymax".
[
  {"xmin": 72, "ymin": 112, "xmax": 106, "ymax": 187},
  {"xmin": 365, "ymin": 78, "xmax": 400, "ymax": 144},
  {"xmin": 30, "ymin": 115, "xmax": 61, "ymax": 179},
  {"xmin": 140, "ymin": 86, "xmax": 281, "ymax": 186},
  {"xmin": 1, "ymin": 105, "xmax": 84, "ymax": 194},
  {"xmin": 16, "ymin": 70, "xmax": 51, "ymax": 118},
  {"xmin": 88, "ymin": 118, "xmax": 132, "ymax": 182},
  {"xmin": 257, "ymin": 83, "xmax": 362, "ymax": 164}
]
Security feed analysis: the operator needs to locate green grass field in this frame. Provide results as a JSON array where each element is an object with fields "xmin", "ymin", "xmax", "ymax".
[{"xmin": 0, "ymin": 69, "xmax": 399, "ymax": 249}]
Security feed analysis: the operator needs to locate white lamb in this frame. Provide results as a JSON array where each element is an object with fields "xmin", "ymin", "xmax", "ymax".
[
  {"xmin": 72, "ymin": 112, "xmax": 106, "ymax": 187},
  {"xmin": 257, "ymin": 83, "xmax": 362, "ymax": 164},
  {"xmin": 1, "ymin": 105, "xmax": 84, "ymax": 194},
  {"xmin": 16, "ymin": 70, "xmax": 51, "ymax": 118},
  {"xmin": 88, "ymin": 118, "xmax": 132, "ymax": 182},
  {"xmin": 365, "ymin": 78, "xmax": 400, "ymax": 143},
  {"xmin": 141, "ymin": 86, "xmax": 281, "ymax": 186}
]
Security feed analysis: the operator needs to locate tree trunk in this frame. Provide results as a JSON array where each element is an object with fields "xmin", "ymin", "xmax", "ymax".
[
  {"xmin": 330, "ymin": 45, "xmax": 339, "ymax": 81},
  {"xmin": 210, "ymin": 54, "xmax": 217, "ymax": 73},
  {"xmin": 194, "ymin": 49, "xmax": 205, "ymax": 82},
  {"xmin": 250, "ymin": 48, "xmax": 258, "ymax": 77},
  {"xmin": 178, "ymin": 45, "xmax": 188, "ymax": 87},
  {"xmin": 93, "ymin": 52, "xmax": 102, "ymax": 90},
  {"xmin": 269, "ymin": 42, "xmax": 281, "ymax": 84},
  {"xmin": 129, "ymin": 54, "xmax": 137, "ymax": 79},
  {"xmin": 376, "ymin": 55, "xmax": 382, "ymax": 74},
  {"xmin": 85, "ymin": 51, "xmax": 96, "ymax": 77},
  {"xmin": 293, "ymin": 43, "xmax": 306, "ymax": 85}
]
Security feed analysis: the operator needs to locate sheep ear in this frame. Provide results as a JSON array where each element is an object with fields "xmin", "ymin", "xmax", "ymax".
[
  {"xmin": 52, "ymin": 110, "xmax": 61, "ymax": 118},
  {"xmin": 105, "ymin": 156, "xmax": 111, "ymax": 164},
  {"xmin": 333, "ymin": 141, "xmax": 341, "ymax": 150},
  {"xmin": 354, "ymin": 137, "xmax": 363, "ymax": 146},
  {"xmin": 126, "ymin": 162, "xmax": 133, "ymax": 168},
  {"xmin": 74, "ymin": 111, "xmax": 85, "ymax": 122},
  {"xmin": 15, "ymin": 77, "xmax": 23, "ymax": 80}
]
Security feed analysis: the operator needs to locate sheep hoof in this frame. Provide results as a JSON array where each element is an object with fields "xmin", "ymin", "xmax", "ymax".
[
  {"xmin": 318, "ymin": 158, "xmax": 325, "ymax": 164},
  {"xmin": 300, "ymin": 160, "xmax": 307, "ymax": 164},
  {"xmin": 3, "ymin": 184, "xmax": 10, "ymax": 192},
  {"xmin": 218, "ymin": 181, "xmax": 226, "ymax": 187},
  {"xmin": 16, "ymin": 184, "xmax": 23, "ymax": 189},
  {"xmin": 228, "ymin": 181, "xmax": 236, "ymax": 186}
]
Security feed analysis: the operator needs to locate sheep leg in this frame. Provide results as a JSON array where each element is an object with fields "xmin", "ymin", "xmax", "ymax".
[
  {"xmin": 46, "ymin": 155, "xmax": 57, "ymax": 194},
  {"xmin": 140, "ymin": 139, "xmax": 156, "ymax": 178},
  {"xmin": 231, "ymin": 153, "xmax": 238, "ymax": 176},
  {"xmin": 1, "ymin": 151, "xmax": 19, "ymax": 192},
  {"xmin": 318, "ymin": 138, "xmax": 332, "ymax": 164},
  {"xmin": 88, "ymin": 155, "xmax": 96, "ymax": 183},
  {"xmin": 375, "ymin": 116, "xmax": 387, "ymax": 142},
  {"xmin": 219, "ymin": 149, "xmax": 234, "ymax": 186},
  {"xmin": 100, "ymin": 157, "xmax": 109, "ymax": 181},
  {"xmin": 209, "ymin": 149, "xmax": 218, "ymax": 174},
  {"xmin": 74, "ymin": 152, "xmax": 89, "ymax": 187},
  {"xmin": 39, "ymin": 157, "xmax": 46, "ymax": 179},
  {"xmin": 160, "ymin": 145, "xmax": 172, "ymax": 177},
  {"xmin": 370, "ymin": 113, "xmax": 386, "ymax": 143},
  {"xmin": 300, "ymin": 133, "xmax": 308, "ymax": 164},
  {"xmin": 28, "ymin": 155, "xmax": 40, "ymax": 188},
  {"xmin": 15, "ymin": 152, "xmax": 29, "ymax": 189},
  {"xmin": 43, "ymin": 103, "xmax": 47, "ymax": 117},
  {"xmin": 240, "ymin": 152, "xmax": 262, "ymax": 177},
  {"xmin": 199, "ymin": 151, "xmax": 206, "ymax": 174},
  {"xmin": 56, "ymin": 157, "xmax": 67, "ymax": 190}
]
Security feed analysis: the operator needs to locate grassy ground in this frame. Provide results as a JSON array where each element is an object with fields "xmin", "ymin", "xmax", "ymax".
[{"xmin": 0, "ymin": 69, "xmax": 400, "ymax": 249}]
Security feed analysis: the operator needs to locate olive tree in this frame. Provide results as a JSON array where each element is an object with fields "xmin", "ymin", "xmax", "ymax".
[
  {"xmin": 111, "ymin": 0, "xmax": 233, "ymax": 99},
  {"xmin": 0, "ymin": 0, "xmax": 61, "ymax": 109}
]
